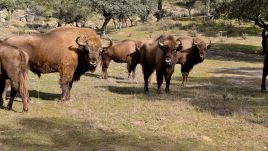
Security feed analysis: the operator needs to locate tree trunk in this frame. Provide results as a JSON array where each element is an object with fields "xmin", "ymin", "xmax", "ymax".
[
  {"xmin": 156, "ymin": 0, "xmax": 163, "ymax": 21},
  {"xmin": 205, "ymin": 0, "xmax": 211, "ymax": 17},
  {"xmin": 100, "ymin": 9, "xmax": 113, "ymax": 36},
  {"xmin": 188, "ymin": 9, "xmax": 192, "ymax": 18},
  {"xmin": 140, "ymin": 0, "xmax": 149, "ymax": 22}
]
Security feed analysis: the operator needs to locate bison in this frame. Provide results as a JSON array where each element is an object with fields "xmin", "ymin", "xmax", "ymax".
[
  {"xmin": 176, "ymin": 36, "xmax": 211, "ymax": 86},
  {"xmin": 135, "ymin": 34, "xmax": 182, "ymax": 93},
  {"xmin": 261, "ymin": 30, "xmax": 268, "ymax": 91},
  {"xmin": 0, "ymin": 41, "xmax": 29, "ymax": 111},
  {"xmin": 4, "ymin": 27, "xmax": 108, "ymax": 102},
  {"xmin": 101, "ymin": 39, "xmax": 142, "ymax": 79}
]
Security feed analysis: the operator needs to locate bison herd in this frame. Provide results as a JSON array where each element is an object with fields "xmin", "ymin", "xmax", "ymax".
[{"xmin": 9, "ymin": 25, "xmax": 268, "ymax": 112}]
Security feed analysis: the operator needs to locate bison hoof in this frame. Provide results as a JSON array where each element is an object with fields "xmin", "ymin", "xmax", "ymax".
[
  {"xmin": 0, "ymin": 101, "xmax": 3, "ymax": 107},
  {"xmin": 165, "ymin": 89, "xmax": 170, "ymax": 93},
  {"xmin": 7, "ymin": 105, "xmax": 12, "ymax": 110},
  {"xmin": 157, "ymin": 89, "xmax": 161, "ymax": 94},
  {"xmin": 23, "ymin": 108, "xmax": 29, "ymax": 112}
]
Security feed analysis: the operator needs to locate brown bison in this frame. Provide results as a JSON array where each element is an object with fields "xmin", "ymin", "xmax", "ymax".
[
  {"xmin": 136, "ymin": 34, "xmax": 182, "ymax": 93},
  {"xmin": 0, "ymin": 41, "xmax": 29, "ymax": 111},
  {"xmin": 101, "ymin": 39, "xmax": 142, "ymax": 79},
  {"xmin": 261, "ymin": 30, "xmax": 268, "ymax": 90},
  {"xmin": 176, "ymin": 36, "xmax": 211, "ymax": 86},
  {"xmin": 4, "ymin": 27, "xmax": 107, "ymax": 102}
]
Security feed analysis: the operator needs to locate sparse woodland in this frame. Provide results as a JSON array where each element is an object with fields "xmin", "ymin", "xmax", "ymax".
[{"xmin": 0, "ymin": 0, "xmax": 267, "ymax": 151}]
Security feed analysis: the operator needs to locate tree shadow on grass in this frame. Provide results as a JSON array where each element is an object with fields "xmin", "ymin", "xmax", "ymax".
[
  {"xmin": 0, "ymin": 117, "xmax": 213, "ymax": 151},
  {"xmin": 98, "ymin": 66, "xmax": 267, "ymax": 127},
  {"xmin": 207, "ymin": 43, "xmax": 263, "ymax": 63}
]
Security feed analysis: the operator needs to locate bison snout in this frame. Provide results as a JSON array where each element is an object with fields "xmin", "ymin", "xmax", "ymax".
[
  {"xmin": 90, "ymin": 61, "xmax": 97, "ymax": 67},
  {"xmin": 165, "ymin": 58, "xmax": 172, "ymax": 67}
]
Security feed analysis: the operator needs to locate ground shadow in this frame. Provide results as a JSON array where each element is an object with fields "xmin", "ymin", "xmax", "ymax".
[
  {"xmin": 97, "ymin": 65, "xmax": 267, "ymax": 127},
  {"xmin": 207, "ymin": 43, "xmax": 263, "ymax": 63},
  {"xmin": 0, "ymin": 117, "xmax": 212, "ymax": 151},
  {"xmin": 29, "ymin": 90, "xmax": 60, "ymax": 101},
  {"xmin": 85, "ymin": 72, "xmax": 126, "ymax": 80}
]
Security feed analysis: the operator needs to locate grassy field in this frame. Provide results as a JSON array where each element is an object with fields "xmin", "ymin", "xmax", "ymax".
[{"xmin": 0, "ymin": 19, "xmax": 267, "ymax": 151}]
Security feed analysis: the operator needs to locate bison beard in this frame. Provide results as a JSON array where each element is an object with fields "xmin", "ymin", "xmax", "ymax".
[
  {"xmin": 4, "ymin": 27, "xmax": 104, "ymax": 102},
  {"xmin": 139, "ymin": 34, "xmax": 182, "ymax": 93},
  {"xmin": 0, "ymin": 42, "xmax": 29, "ymax": 111}
]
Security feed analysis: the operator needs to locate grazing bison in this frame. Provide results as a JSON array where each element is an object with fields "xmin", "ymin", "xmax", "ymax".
[
  {"xmin": 261, "ymin": 30, "xmax": 268, "ymax": 91},
  {"xmin": 0, "ymin": 42, "xmax": 29, "ymax": 111},
  {"xmin": 176, "ymin": 36, "xmax": 211, "ymax": 86},
  {"xmin": 101, "ymin": 39, "xmax": 142, "ymax": 79},
  {"xmin": 4, "ymin": 27, "xmax": 106, "ymax": 102},
  {"xmin": 136, "ymin": 34, "xmax": 182, "ymax": 93}
]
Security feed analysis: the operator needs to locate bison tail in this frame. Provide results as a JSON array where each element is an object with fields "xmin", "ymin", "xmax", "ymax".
[{"xmin": 18, "ymin": 50, "xmax": 29, "ymax": 99}]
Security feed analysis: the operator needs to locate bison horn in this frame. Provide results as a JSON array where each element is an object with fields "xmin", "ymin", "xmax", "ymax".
[
  {"xmin": 76, "ymin": 37, "xmax": 87, "ymax": 47},
  {"xmin": 158, "ymin": 40, "xmax": 165, "ymax": 47},
  {"xmin": 102, "ymin": 37, "xmax": 113, "ymax": 49},
  {"xmin": 192, "ymin": 40, "xmax": 198, "ymax": 46}
]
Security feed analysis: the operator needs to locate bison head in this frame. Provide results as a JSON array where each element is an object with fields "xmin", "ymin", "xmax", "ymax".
[
  {"xmin": 76, "ymin": 36, "xmax": 114, "ymax": 72},
  {"xmin": 101, "ymin": 37, "xmax": 113, "ymax": 54},
  {"xmin": 158, "ymin": 35, "xmax": 182, "ymax": 67},
  {"xmin": 192, "ymin": 38, "xmax": 211, "ymax": 62},
  {"xmin": 76, "ymin": 37, "xmax": 102, "ymax": 71}
]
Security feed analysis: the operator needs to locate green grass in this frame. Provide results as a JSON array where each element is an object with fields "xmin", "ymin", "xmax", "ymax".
[{"xmin": 0, "ymin": 20, "xmax": 268, "ymax": 151}]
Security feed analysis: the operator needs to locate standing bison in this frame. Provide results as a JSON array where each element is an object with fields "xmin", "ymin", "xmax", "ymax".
[
  {"xmin": 4, "ymin": 27, "xmax": 106, "ymax": 102},
  {"xmin": 0, "ymin": 41, "xmax": 29, "ymax": 111},
  {"xmin": 176, "ymin": 36, "xmax": 211, "ymax": 86},
  {"xmin": 261, "ymin": 30, "xmax": 268, "ymax": 91},
  {"xmin": 101, "ymin": 39, "xmax": 142, "ymax": 79},
  {"xmin": 136, "ymin": 34, "xmax": 182, "ymax": 93}
]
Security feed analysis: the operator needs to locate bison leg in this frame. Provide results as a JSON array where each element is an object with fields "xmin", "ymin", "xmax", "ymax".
[
  {"xmin": 66, "ymin": 80, "xmax": 73, "ymax": 101},
  {"xmin": 143, "ymin": 69, "xmax": 153, "ymax": 93},
  {"xmin": 164, "ymin": 71, "xmax": 174, "ymax": 94},
  {"xmin": 60, "ymin": 76, "xmax": 71, "ymax": 102},
  {"xmin": 181, "ymin": 72, "xmax": 189, "ymax": 87},
  {"xmin": 7, "ymin": 88, "xmax": 17, "ymax": 110},
  {"xmin": 156, "ymin": 71, "xmax": 164, "ymax": 94},
  {"xmin": 2, "ymin": 80, "xmax": 10, "ymax": 101},
  {"xmin": 0, "ymin": 78, "xmax": 5, "ymax": 107},
  {"xmin": 101, "ymin": 58, "xmax": 111, "ymax": 79}
]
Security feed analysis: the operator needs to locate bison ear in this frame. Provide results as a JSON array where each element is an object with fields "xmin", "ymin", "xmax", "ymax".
[{"xmin": 176, "ymin": 39, "xmax": 183, "ymax": 51}]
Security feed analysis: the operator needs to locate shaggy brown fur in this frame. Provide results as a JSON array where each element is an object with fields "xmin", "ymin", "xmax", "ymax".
[
  {"xmin": 4, "ymin": 27, "xmax": 104, "ymax": 102},
  {"xmin": 101, "ymin": 39, "xmax": 142, "ymax": 79},
  {"xmin": 0, "ymin": 42, "xmax": 29, "ymax": 111},
  {"xmin": 176, "ymin": 36, "xmax": 211, "ymax": 86},
  {"xmin": 137, "ymin": 34, "xmax": 182, "ymax": 93}
]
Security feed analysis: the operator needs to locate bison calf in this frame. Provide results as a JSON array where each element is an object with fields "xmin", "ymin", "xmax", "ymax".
[
  {"xmin": 137, "ymin": 35, "xmax": 182, "ymax": 93},
  {"xmin": 0, "ymin": 42, "xmax": 29, "ymax": 111},
  {"xmin": 176, "ymin": 36, "xmax": 211, "ymax": 86},
  {"xmin": 101, "ymin": 39, "xmax": 142, "ymax": 79}
]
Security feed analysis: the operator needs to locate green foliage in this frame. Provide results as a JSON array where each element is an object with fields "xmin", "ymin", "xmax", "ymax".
[
  {"xmin": 31, "ymin": 0, "xmax": 92, "ymax": 26},
  {"xmin": 214, "ymin": 0, "xmax": 268, "ymax": 30}
]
